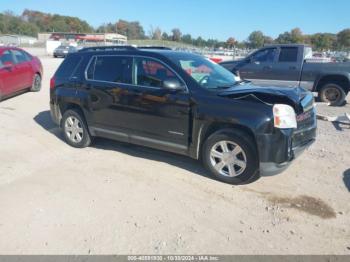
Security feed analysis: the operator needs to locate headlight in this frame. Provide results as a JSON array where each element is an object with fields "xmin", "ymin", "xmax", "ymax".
[{"xmin": 273, "ymin": 104, "xmax": 297, "ymax": 129}]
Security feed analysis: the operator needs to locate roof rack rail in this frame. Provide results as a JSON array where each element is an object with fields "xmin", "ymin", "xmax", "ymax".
[
  {"xmin": 79, "ymin": 45, "xmax": 137, "ymax": 52},
  {"xmin": 138, "ymin": 46, "xmax": 172, "ymax": 50}
]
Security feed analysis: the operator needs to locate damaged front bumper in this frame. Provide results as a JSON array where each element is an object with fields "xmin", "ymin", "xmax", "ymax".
[{"xmin": 258, "ymin": 108, "xmax": 317, "ymax": 176}]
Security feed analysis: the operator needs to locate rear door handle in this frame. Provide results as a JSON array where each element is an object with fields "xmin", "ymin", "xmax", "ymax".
[
  {"xmin": 263, "ymin": 66, "xmax": 272, "ymax": 70},
  {"xmin": 289, "ymin": 66, "xmax": 297, "ymax": 70}
]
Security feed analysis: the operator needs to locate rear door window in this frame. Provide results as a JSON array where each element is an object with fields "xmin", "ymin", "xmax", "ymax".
[
  {"xmin": 88, "ymin": 56, "xmax": 132, "ymax": 84},
  {"xmin": 12, "ymin": 50, "xmax": 29, "ymax": 64},
  {"xmin": 55, "ymin": 55, "xmax": 83, "ymax": 78},
  {"xmin": 279, "ymin": 47, "xmax": 298, "ymax": 62}
]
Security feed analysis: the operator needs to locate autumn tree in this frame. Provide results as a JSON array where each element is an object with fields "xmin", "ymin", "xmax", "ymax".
[
  {"xmin": 226, "ymin": 37, "xmax": 237, "ymax": 48},
  {"xmin": 171, "ymin": 28, "xmax": 182, "ymax": 41}
]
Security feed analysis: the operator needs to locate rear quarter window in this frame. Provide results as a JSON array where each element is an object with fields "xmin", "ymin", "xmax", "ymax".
[
  {"xmin": 55, "ymin": 55, "xmax": 83, "ymax": 78},
  {"xmin": 278, "ymin": 47, "xmax": 298, "ymax": 62}
]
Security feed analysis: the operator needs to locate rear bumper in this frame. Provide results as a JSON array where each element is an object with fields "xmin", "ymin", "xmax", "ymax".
[{"xmin": 50, "ymin": 102, "xmax": 61, "ymax": 126}]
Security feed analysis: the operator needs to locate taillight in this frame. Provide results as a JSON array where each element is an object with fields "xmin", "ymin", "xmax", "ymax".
[{"xmin": 50, "ymin": 76, "xmax": 55, "ymax": 89}]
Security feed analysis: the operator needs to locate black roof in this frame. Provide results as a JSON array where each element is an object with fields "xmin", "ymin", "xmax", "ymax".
[
  {"xmin": 75, "ymin": 45, "xmax": 200, "ymax": 60},
  {"xmin": 78, "ymin": 45, "xmax": 172, "ymax": 53},
  {"xmin": 263, "ymin": 43, "xmax": 311, "ymax": 48}
]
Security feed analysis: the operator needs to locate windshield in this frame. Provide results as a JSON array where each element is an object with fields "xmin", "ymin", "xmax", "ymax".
[{"xmin": 166, "ymin": 53, "xmax": 237, "ymax": 89}]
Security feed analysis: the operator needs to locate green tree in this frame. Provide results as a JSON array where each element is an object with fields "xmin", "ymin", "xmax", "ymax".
[
  {"xmin": 311, "ymin": 33, "xmax": 336, "ymax": 51},
  {"xmin": 276, "ymin": 31, "xmax": 292, "ymax": 44},
  {"xmin": 248, "ymin": 31, "xmax": 265, "ymax": 48},
  {"xmin": 194, "ymin": 36, "xmax": 205, "ymax": 47},
  {"xmin": 182, "ymin": 34, "xmax": 193, "ymax": 44},
  {"xmin": 337, "ymin": 29, "xmax": 350, "ymax": 50},
  {"xmin": 162, "ymin": 32, "xmax": 170, "ymax": 41},
  {"xmin": 290, "ymin": 28, "xmax": 304, "ymax": 43}
]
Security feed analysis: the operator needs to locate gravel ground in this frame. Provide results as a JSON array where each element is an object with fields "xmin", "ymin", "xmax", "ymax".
[{"xmin": 0, "ymin": 48, "xmax": 349, "ymax": 254}]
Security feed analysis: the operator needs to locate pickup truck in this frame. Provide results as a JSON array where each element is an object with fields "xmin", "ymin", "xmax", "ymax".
[{"xmin": 220, "ymin": 44, "xmax": 350, "ymax": 106}]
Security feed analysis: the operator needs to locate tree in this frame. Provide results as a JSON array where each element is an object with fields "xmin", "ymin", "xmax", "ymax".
[
  {"xmin": 248, "ymin": 31, "xmax": 265, "ymax": 48},
  {"xmin": 276, "ymin": 31, "xmax": 292, "ymax": 44},
  {"xmin": 162, "ymin": 32, "xmax": 170, "ymax": 41},
  {"xmin": 96, "ymin": 23, "xmax": 117, "ymax": 33},
  {"xmin": 290, "ymin": 28, "xmax": 304, "ymax": 43},
  {"xmin": 226, "ymin": 37, "xmax": 237, "ymax": 48},
  {"xmin": 263, "ymin": 36, "xmax": 274, "ymax": 45},
  {"xmin": 181, "ymin": 34, "xmax": 192, "ymax": 44},
  {"xmin": 194, "ymin": 36, "xmax": 206, "ymax": 47},
  {"xmin": 148, "ymin": 26, "xmax": 162, "ymax": 40},
  {"xmin": 276, "ymin": 28, "xmax": 304, "ymax": 44},
  {"xmin": 115, "ymin": 20, "xmax": 145, "ymax": 39},
  {"xmin": 337, "ymin": 29, "xmax": 350, "ymax": 50},
  {"xmin": 171, "ymin": 28, "xmax": 182, "ymax": 41},
  {"xmin": 311, "ymin": 33, "xmax": 336, "ymax": 51}
]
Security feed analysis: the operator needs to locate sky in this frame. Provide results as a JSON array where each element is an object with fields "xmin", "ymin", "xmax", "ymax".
[{"xmin": 1, "ymin": 0, "xmax": 350, "ymax": 41}]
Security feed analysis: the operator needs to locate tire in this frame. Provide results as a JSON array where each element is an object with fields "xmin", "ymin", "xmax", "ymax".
[
  {"xmin": 202, "ymin": 129, "xmax": 259, "ymax": 185},
  {"xmin": 30, "ymin": 73, "xmax": 41, "ymax": 92},
  {"xmin": 61, "ymin": 109, "xmax": 92, "ymax": 148},
  {"xmin": 318, "ymin": 83, "xmax": 346, "ymax": 106},
  {"xmin": 54, "ymin": 55, "xmax": 57, "ymax": 58}
]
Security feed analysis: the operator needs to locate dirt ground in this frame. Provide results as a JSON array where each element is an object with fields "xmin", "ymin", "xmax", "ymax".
[{"xmin": 0, "ymin": 48, "xmax": 349, "ymax": 254}]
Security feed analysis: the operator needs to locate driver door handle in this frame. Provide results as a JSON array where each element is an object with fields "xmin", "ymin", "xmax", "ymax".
[{"xmin": 263, "ymin": 66, "xmax": 272, "ymax": 70}]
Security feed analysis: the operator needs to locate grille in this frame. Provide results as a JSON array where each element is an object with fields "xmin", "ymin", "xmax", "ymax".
[{"xmin": 293, "ymin": 107, "xmax": 317, "ymax": 148}]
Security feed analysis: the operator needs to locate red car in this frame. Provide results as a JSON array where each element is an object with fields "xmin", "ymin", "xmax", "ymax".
[{"xmin": 0, "ymin": 47, "xmax": 43, "ymax": 101}]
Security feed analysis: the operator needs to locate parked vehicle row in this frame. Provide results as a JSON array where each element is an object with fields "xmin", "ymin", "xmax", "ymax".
[
  {"xmin": 0, "ymin": 47, "xmax": 42, "ymax": 101},
  {"xmin": 49, "ymin": 46, "xmax": 316, "ymax": 184},
  {"xmin": 220, "ymin": 44, "xmax": 350, "ymax": 106}
]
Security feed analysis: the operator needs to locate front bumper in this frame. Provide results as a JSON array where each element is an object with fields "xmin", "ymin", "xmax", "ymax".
[
  {"xmin": 260, "ymin": 137, "xmax": 315, "ymax": 176},
  {"xmin": 258, "ymin": 107, "xmax": 317, "ymax": 176}
]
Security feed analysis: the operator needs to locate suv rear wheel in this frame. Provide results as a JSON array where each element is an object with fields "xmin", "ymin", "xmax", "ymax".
[
  {"xmin": 319, "ymin": 83, "xmax": 346, "ymax": 106},
  {"xmin": 202, "ymin": 129, "xmax": 259, "ymax": 184},
  {"xmin": 61, "ymin": 109, "xmax": 92, "ymax": 148}
]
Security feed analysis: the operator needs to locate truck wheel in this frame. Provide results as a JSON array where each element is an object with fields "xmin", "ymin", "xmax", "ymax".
[
  {"xmin": 61, "ymin": 109, "xmax": 92, "ymax": 148},
  {"xmin": 202, "ymin": 129, "xmax": 259, "ymax": 185},
  {"xmin": 319, "ymin": 83, "xmax": 346, "ymax": 106}
]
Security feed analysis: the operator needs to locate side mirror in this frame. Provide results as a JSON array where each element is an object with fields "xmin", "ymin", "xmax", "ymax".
[
  {"xmin": 3, "ymin": 61, "xmax": 14, "ymax": 69},
  {"xmin": 163, "ymin": 79, "xmax": 185, "ymax": 91}
]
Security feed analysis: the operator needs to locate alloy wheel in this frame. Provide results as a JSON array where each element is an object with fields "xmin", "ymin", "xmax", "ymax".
[
  {"xmin": 32, "ymin": 74, "xmax": 41, "ymax": 91},
  {"xmin": 209, "ymin": 140, "xmax": 247, "ymax": 177},
  {"xmin": 65, "ymin": 116, "xmax": 84, "ymax": 143}
]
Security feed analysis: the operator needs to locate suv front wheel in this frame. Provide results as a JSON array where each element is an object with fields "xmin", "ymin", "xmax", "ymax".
[
  {"xmin": 61, "ymin": 109, "xmax": 92, "ymax": 148},
  {"xmin": 202, "ymin": 129, "xmax": 259, "ymax": 185}
]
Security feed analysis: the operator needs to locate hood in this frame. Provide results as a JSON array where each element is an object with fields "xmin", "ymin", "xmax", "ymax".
[
  {"xmin": 220, "ymin": 59, "xmax": 243, "ymax": 65},
  {"xmin": 218, "ymin": 82, "xmax": 310, "ymax": 113}
]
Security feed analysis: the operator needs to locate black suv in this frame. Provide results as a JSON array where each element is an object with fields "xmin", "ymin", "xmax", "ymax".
[{"xmin": 50, "ymin": 46, "xmax": 316, "ymax": 184}]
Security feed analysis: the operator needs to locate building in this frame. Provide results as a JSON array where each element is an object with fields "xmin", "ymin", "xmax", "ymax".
[
  {"xmin": 0, "ymin": 34, "xmax": 38, "ymax": 46},
  {"xmin": 38, "ymin": 32, "xmax": 127, "ymax": 45}
]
